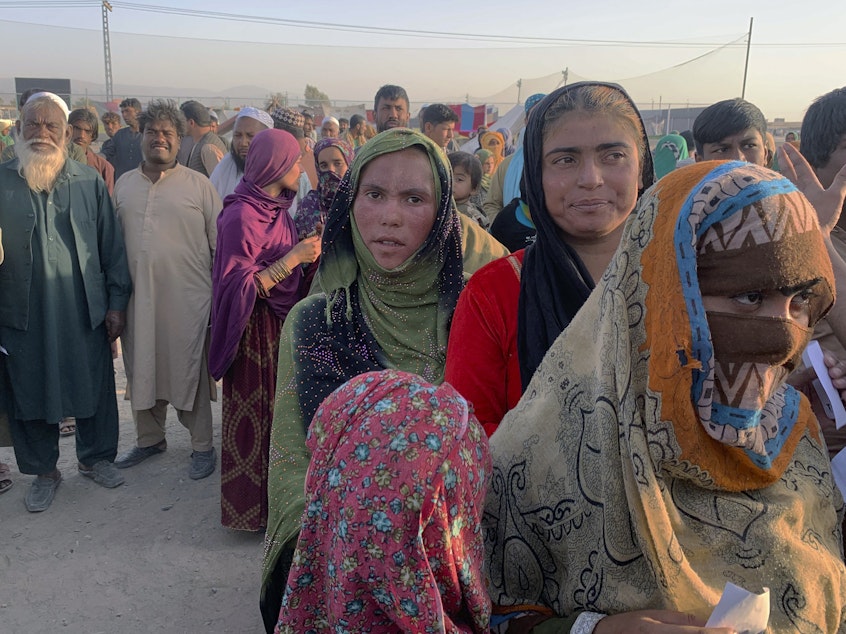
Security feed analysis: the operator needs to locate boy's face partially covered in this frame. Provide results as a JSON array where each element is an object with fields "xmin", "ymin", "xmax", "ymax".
[{"xmin": 697, "ymin": 127, "xmax": 768, "ymax": 166}]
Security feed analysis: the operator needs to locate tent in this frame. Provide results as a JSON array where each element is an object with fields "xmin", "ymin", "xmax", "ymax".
[
  {"xmin": 458, "ymin": 103, "xmax": 524, "ymax": 153},
  {"xmin": 449, "ymin": 103, "xmax": 489, "ymax": 135}
]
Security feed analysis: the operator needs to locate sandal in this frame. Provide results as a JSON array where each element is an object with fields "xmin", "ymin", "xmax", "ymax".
[
  {"xmin": 0, "ymin": 462, "xmax": 12, "ymax": 494},
  {"xmin": 59, "ymin": 418, "xmax": 76, "ymax": 437}
]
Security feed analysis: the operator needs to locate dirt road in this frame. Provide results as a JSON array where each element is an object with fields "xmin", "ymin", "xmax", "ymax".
[{"xmin": 0, "ymin": 359, "xmax": 265, "ymax": 633}]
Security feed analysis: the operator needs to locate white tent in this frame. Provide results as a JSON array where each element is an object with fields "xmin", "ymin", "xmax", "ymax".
[{"xmin": 458, "ymin": 103, "xmax": 525, "ymax": 153}]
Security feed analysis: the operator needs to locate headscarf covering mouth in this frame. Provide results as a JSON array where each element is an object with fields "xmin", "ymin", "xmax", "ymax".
[
  {"xmin": 312, "ymin": 137, "xmax": 354, "ymax": 175},
  {"xmin": 652, "ymin": 133, "xmax": 690, "ymax": 179},
  {"xmin": 663, "ymin": 161, "xmax": 834, "ymax": 470},
  {"xmin": 484, "ymin": 160, "xmax": 846, "ymax": 631},
  {"xmin": 479, "ymin": 130, "xmax": 506, "ymax": 162}
]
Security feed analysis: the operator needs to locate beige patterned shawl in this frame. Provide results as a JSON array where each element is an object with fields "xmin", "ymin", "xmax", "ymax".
[{"xmin": 485, "ymin": 161, "xmax": 846, "ymax": 632}]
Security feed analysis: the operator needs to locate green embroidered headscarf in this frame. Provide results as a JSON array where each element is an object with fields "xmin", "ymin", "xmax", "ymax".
[{"xmin": 318, "ymin": 128, "xmax": 464, "ymax": 383}]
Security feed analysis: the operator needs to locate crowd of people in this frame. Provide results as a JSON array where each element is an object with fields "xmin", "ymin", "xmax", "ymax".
[{"xmin": 0, "ymin": 80, "xmax": 846, "ymax": 633}]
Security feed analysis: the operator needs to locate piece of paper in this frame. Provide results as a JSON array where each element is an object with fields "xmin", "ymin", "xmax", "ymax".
[
  {"xmin": 705, "ymin": 581, "xmax": 769, "ymax": 633},
  {"xmin": 802, "ymin": 340, "xmax": 846, "ymax": 429},
  {"xmin": 831, "ymin": 448, "xmax": 846, "ymax": 501}
]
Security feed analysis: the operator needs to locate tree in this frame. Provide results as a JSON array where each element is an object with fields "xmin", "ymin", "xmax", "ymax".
[{"xmin": 304, "ymin": 85, "xmax": 330, "ymax": 108}]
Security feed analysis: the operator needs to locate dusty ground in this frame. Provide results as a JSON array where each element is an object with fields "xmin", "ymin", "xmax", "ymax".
[{"xmin": 0, "ymin": 355, "xmax": 266, "ymax": 633}]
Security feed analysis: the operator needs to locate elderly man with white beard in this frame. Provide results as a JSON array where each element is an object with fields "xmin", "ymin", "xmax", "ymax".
[
  {"xmin": 209, "ymin": 107, "xmax": 274, "ymax": 199},
  {"xmin": 0, "ymin": 93, "xmax": 132, "ymax": 512}
]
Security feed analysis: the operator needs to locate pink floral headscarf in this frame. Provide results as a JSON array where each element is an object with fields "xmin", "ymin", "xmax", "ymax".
[{"xmin": 276, "ymin": 369, "xmax": 491, "ymax": 633}]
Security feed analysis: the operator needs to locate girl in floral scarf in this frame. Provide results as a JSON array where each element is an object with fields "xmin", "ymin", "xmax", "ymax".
[{"xmin": 276, "ymin": 369, "xmax": 491, "ymax": 633}]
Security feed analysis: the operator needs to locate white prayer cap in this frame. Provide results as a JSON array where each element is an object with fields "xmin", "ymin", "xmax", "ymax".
[
  {"xmin": 322, "ymin": 116, "xmax": 340, "ymax": 126},
  {"xmin": 25, "ymin": 92, "xmax": 70, "ymax": 120},
  {"xmin": 236, "ymin": 107, "xmax": 273, "ymax": 129}
]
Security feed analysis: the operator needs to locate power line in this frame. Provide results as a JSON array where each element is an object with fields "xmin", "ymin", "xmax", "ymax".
[{"xmin": 0, "ymin": 2, "xmax": 844, "ymax": 48}]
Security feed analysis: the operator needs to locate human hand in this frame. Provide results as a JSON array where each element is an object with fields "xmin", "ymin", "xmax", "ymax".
[
  {"xmin": 105, "ymin": 310, "xmax": 125, "ymax": 341},
  {"xmin": 789, "ymin": 348, "xmax": 846, "ymax": 404},
  {"xmin": 778, "ymin": 143, "xmax": 846, "ymax": 235},
  {"xmin": 289, "ymin": 234, "xmax": 322, "ymax": 266},
  {"xmin": 594, "ymin": 610, "xmax": 736, "ymax": 634}
]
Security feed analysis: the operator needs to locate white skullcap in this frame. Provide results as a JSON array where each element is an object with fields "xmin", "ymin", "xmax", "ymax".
[
  {"xmin": 322, "ymin": 116, "xmax": 340, "ymax": 127},
  {"xmin": 25, "ymin": 92, "xmax": 70, "ymax": 120},
  {"xmin": 236, "ymin": 107, "xmax": 273, "ymax": 129}
]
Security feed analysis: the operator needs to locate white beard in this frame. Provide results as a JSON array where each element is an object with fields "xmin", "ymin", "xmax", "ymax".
[{"xmin": 16, "ymin": 138, "xmax": 67, "ymax": 193}]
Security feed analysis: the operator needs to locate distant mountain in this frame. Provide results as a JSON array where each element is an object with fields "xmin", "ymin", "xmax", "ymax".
[{"xmin": 0, "ymin": 77, "xmax": 276, "ymax": 107}]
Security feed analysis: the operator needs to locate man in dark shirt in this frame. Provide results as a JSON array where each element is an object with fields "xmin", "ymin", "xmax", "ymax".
[{"xmin": 102, "ymin": 97, "xmax": 143, "ymax": 182}]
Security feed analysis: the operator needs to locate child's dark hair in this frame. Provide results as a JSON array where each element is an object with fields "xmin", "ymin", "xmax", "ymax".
[
  {"xmin": 447, "ymin": 151, "xmax": 482, "ymax": 190},
  {"xmin": 692, "ymin": 98, "xmax": 767, "ymax": 156}
]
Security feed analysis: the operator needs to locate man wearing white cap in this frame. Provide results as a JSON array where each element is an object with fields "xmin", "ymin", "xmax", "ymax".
[
  {"xmin": 0, "ymin": 90, "xmax": 87, "ymax": 165},
  {"xmin": 320, "ymin": 116, "xmax": 340, "ymax": 139},
  {"xmin": 209, "ymin": 107, "xmax": 274, "ymax": 199},
  {"xmin": 0, "ymin": 93, "xmax": 132, "ymax": 511}
]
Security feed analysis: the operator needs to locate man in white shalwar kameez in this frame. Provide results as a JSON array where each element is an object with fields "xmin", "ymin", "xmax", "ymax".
[{"xmin": 114, "ymin": 100, "xmax": 222, "ymax": 480}]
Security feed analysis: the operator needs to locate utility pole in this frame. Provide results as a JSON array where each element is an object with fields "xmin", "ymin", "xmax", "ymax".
[
  {"xmin": 741, "ymin": 17, "xmax": 753, "ymax": 99},
  {"xmin": 102, "ymin": 1, "xmax": 114, "ymax": 102}
]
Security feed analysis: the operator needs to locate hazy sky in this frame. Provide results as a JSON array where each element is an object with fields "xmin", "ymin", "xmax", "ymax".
[{"xmin": 0, "ymin": 1, "xmax": 841, "ymax": 120}]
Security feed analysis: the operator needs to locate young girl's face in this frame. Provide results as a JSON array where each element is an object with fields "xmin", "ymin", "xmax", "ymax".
[{"xmin": 452, "ymin": 166, "xmax": 475, "ymax": 204}]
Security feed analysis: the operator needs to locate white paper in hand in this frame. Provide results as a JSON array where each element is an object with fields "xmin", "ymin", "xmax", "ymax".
[
  {"xmin": 801, "ymin": 340, "xmax": 846, "ymax": 429},
  {"xmin": 705, "ymin": 582, "xmax": 769, "ymax": 633},
  {"xmin": 831, "ymin": 448, "xmax": 846, "ymax": 500}
]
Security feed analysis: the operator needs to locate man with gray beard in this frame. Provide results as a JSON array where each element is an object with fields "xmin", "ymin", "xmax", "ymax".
[
  {"xmin": 0, "ymin": 93, "xmax": 132, "ymax": 512},
  {"xmin": 209, "ymin": 107, "xmax": 274, "ymax": 199}
]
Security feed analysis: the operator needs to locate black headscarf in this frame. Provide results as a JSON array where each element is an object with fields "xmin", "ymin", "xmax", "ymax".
[{"xmin": 517, "ymin": 82, "xmax": 655, "ymax": 389}]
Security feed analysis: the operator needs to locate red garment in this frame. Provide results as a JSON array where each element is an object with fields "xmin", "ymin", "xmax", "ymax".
[
  {"xmin": 220, "ymin": 299, "xmax": 280, "ymax": 531},
  {"xmin": 445, "ymin": 250, "xmax": 524, "ymax": 436},
  {"xmin": 86, "ymin": 149, "xmax": 115, "ymax": 195}
]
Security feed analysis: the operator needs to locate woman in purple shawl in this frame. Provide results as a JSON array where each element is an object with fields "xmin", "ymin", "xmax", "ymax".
[
  {"xmin": 210, "ymin": 128, "xmax": 321, "ymax": 531},
  {"xmin": 294, "ymin": 137, "xmax": 354, "ymax": 239}
]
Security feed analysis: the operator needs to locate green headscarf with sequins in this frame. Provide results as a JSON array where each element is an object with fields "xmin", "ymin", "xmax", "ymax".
[{"xmin": 318, "ymin": 128, "xmax": 463, "ymax": 383}]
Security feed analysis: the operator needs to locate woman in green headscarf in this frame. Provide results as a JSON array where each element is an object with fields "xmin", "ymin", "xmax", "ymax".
[
  {"xmin": 259, "ymin": 128, "xmax": 507, "ymax": 632},
  {"xmin": 475, "ymin": 148, "xmax": 495, "ymax": 194},
  {"xmin": 652, "ymin": 132, "xmax": 690, "ymax": 179}
]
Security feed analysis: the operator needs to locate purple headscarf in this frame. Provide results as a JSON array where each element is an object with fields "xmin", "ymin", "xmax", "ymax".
[
  {"xmin": 294, "ymin": 137, "xmax": 354, "ymax": 239},
  {"xmin": 209, "ymin": 129, "xmax": 303, "ymax": 379}
]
